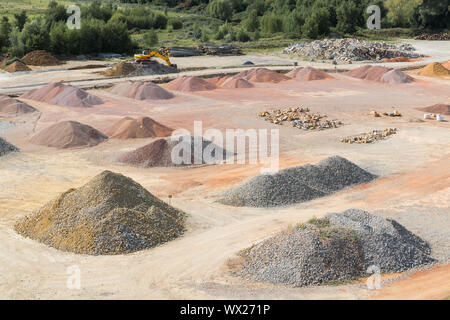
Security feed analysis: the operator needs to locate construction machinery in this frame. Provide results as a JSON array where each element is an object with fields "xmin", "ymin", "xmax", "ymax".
[{"xmin": 134, "ymin": 48, "xmax": 177, "ymax": 69}]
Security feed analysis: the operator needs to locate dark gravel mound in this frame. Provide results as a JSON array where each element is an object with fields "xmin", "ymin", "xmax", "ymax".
[
  {"xmin": 235, "ymin": 209, "xmax": 434, "ymax": 287},
  {"xmin": 219, "ymin": 156, "xmax": 376, "ymax": 207},
  {"xmin": 15, "ymin": 171, "xmax": 186, "ymax": 255},
  {"xmin": 0, "ymin": 137, "xmax": 18, "ymax": 156}
]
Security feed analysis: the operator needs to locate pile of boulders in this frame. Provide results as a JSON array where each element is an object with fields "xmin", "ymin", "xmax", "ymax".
[
  {"xmin": 340, "ymin": 128, "xmax": 397, "ymax": 144},
  {"xmin": 258, "ymin": 107, "xmax": 343, "ymax": 131},
  {"xmin": 415, "ymin": 33, "xmax": 450, "ymax": 41},
  {"xmin": 284, "ymin": 38, "xmax": 421, "ymax": 62}
]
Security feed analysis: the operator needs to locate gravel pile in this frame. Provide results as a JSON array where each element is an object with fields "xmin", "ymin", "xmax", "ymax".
[
  {"xmin": 15, "ymin": 171, "xmax": 186, "ymax": 255},
  {"xmin": 0, "ymin": 95, "xmax": 38, "ymax": 117},
  {"xmin": 219, "ymin": 156, "xmax": 376, "ymax": 207},
  {"xmin": 235, "ymin": 209, "xmax": 434, "ymax": 287},
  {"xmin": 340, "ymin": 128, "xmax": 397, "ymax": 144},
  {"xmin": 284, "ymin": 38, "xmax": 421, "ymax": 62},
  {"xmin": 0, "ymin": 137, "xmax": 18, "ymax": 156},
  {"xmin": 415, "ymin": 33, "xmax": 450, "ymax": 41}
]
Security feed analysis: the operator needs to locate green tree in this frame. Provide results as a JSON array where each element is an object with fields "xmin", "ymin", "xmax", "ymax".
[
  {"xmin": 13, "ymin": 10, "xmax": 28, "ymax": 31},
  {"xmin": 102, "ymin": 20, "xmax": 133, "ymax": 53},
  {"xmin": 243, "ymin": 9, "xmax": 259, "ymax": 32},
  {"xmin": 385, "ymin": 0, "xmax": 422, "ymax": 27},
  {"xmin": 336, "ymin": 1, "xmax": 361, "ymax": 33},
  {"xmin": 260, "ymin": 12, "xmax": 283, "ymax": 35},
  {"xmin": 49, "ymin": 21, "xmax": 67, "ymax": 54},
  {"xmin": 302, "ymin": 14, "xmax": 320, "ymax": 38},
  {"xmin": 21, "ymin": 18, "xmax": 50, "ymax": 52},
  {"xmin": 0, "ymin": 17, "xmax": 12, "ymax": 51},
  {"xmin": 8, "ymin": 27, "xmax": 25, "ymax": 57},
  {"xmin": 413, "ymin": 0, "xmax": 450, "ymax": 29},
  {"xmin": 46, "ymin": 0, "xmax": 68, "ymax": 27},
  {"xmin": 143, "ymin": 29, "xmax": 158, "ymax": 47},
  {"xmin": 206, "ymin": 0, "xmax": 233, "ymax": 21}
]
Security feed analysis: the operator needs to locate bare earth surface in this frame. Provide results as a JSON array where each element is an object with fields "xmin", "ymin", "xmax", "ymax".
[{"xmin": 0, "ymin": 41, "xmax": 449, "ymax": 300}]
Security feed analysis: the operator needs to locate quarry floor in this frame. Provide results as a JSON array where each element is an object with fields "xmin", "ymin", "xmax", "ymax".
[{"xmin": 0, "ymin": 44, "xmax": 449, "ymax": 300}]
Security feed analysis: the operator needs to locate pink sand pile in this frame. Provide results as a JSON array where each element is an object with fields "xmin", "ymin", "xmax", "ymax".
[
  {"xmin": 109, "ymin": 81, "xmax": 174, "ymax": 100},
  {"xmin": 233, "ymin": 68, "xmax": 291, "ymax": 83},
  {"xmin": 104, "ymin": 116, "xmax": 173, "ymax": 139},
  {"xmin": 0, "ymin": 95, "xmax": 38, "ymax": 117},
  {"xmin": 346, "ymin": 66, "xmax": 413, "ymax": 84},
  {"xmin": 165, "ymin": 76, "xmax": 216, "ymax": 92},
  {"xmin": 21, "ymin": 82, "xmax": 104, "ymax": 107},
  {"xmin": 286, "ymin": 67, "xmax": 333, "ymax": 81}
]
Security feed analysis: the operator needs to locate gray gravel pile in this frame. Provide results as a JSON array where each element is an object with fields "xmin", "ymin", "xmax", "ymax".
[
  {"xmin": 15, "ymin": 171, "xmax": 186, "ymax": 255},
  {"xmin": 284, "ymin": 38, "xmax": 421, "ymax": 62},
  {"xmin": 0, "ymin": 137, "xmax": 18, "ymax": 156},
  {"xmin": 218, "ymin": 156, "xmax": 376, "ymax": 207},
  {"xmin": 235, "ymin": 209, "xmax": 434, "ymax": 287}
]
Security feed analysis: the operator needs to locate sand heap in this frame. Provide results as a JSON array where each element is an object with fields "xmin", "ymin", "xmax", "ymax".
[
  {"xmin": 286, "ymin": 67, "xmax": 333, "ymax": 81},
  {"xmin": 165, "ymin": 76, "xmax": 216, "ymax": 92},
  {"xmin": 235, "ymin": 209, "xmax": 434, "ymax": 287},
  {"xmin": 109, "ymin": 81, "xmax": 174, "ymax": 100},
  {"xmin": 14, "ymin": 171, "xmax": 186, "ymax": 255},
  {"xmin": 417, "ymin": 103, "xmax": 450, "ymax": 115},
  {"xmin": 418, "ymin": 62, "xmax": 450, "ymax": 78},
  {"xmin": 219, "ymin": 156, "xmax": 376, "ymax": 207},
  {"xmin": 4, "ymin": 61, "xmax": 31, "ymax": 73},
  {"xmin": 104, "ymin": 116, "xmax": 173, "ymax": 139},
  {"xmin": 30, "ymin": 121, "xmax": 108, "ymax": 149},
  {"xmin": 119, "ymin": 135, "xmax": 231, "ymax": 167},
  {"xmin": 21, "ymin": 82, "xmax": 104, "ymax": 108},
  {"xmin": 442, "ymin": 60, "xmax": 450, "ymax": 70},
  {"xmin": 207, "ymin": 76, "xmax": 230, "ymax": 86},
  {"xmin": 381, "ymin": 56, "xmax": 410, "ymax": 63},
  {"xmin": 221, "ymin": 77, "xmax": 254, "ymax": 89},
  {"xmin": 0, "ymin": 137, "xmax": 18, "ymax": 157},
  {"xmin": 233, "ymin": 68, "xmax": 291, "ymax": 83},
  {"xmin": 346, "ymin": 65, "xmax": 413, "ymax": 83},
  {"xmin": 22, "ymin": 50, "xmax": 63, "ymax": 66},
  {"xmin": 0, "ymin": 95, "xmax": 38, "ymax": 117},
  {"xmin": 102, "ymin": 61, "xmax": 136, "ymax": 77}
]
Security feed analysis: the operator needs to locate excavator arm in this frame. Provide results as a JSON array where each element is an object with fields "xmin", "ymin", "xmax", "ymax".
[{"xmin": 134, "ymin": 50, "xmax": 176, "ymax": 68}]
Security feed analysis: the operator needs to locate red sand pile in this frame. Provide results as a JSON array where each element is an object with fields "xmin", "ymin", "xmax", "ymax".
[
  {"xmin": 22, "ymin": 50, "xmax": 63, "ymax": 66},
  {"xmin": 442, "ymin": 60, "xmax": 450, "ymax": 70},
  {"xmin": 165, "ymin": 76, "xmax": 216, "ymax": 92},
  {"xmin": 207, "ymin": 76, "xmax": 230, "ymax": 86},
  {"xmin": 0, "ymin": 95, "xmax": 38, "ymax": 117},
  {"xmin": 233, "ymin": 68, "xmax": 291, "ymax": 83},
  {"xmin": 381, "ymin": 56, "xmax": 410, "ymax": 63},
  {"xmin": 30, "ymin": 121, "xmax": 107, "ymax": 149},
  {"xmin": 417, "ymin": 104, "xmax": 450, "ymax": 115},
  {"xmin": 4, "ymin": 61, "xmax": 31, "ymax": 73},
  {"xmin": 21, "ymin": 82, "xmax": 104, "ymax": 107},
  {"xmin": 221, "ymin": 77, "xmax": 254, "ymax": 89},
  {"xmin": 286, "ymin": 67, "xmax": 333, "ymax": 81},
  {"xmin": 346, "ymin": 66, "xmax": 413, "ymax": 83},
  {"xmin": 102, "ymin": 62, "xmax": 136, "ymax": 77},
  {"xmin": 418, "ymin": 62, "xmax": 450, "ymax": 78},
  {"xmin": 109, "ymin": 81, "xmax": 174, "ymax": 100},
  {"xmin": 104, "ymin": 116, "xmax": 173, "ymax": 139}
]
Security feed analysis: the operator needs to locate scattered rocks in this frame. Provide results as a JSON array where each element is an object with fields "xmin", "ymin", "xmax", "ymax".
[
  {"xmin": 14, "ymin": 171, "xmax": 186, "ymax": 255},
  {"xmin": 0, "ymin": 95, "xmax": 38, "ymax": 117},
  {"xmin": 218, "ymin": 156, "xmax": 376, "ymax": 207},
  {"xmin": 340, "ymin": 128, "xmax": 397, "ymax": 144},
  {"xmin": 104, "ymin": 116, "xmax": 173, "ymax": 139},
  {"xmin": 258, "ymin": 107, "xmax": 342, "ymax": 131},
  {"xmin": 234, "ymin": 209, "xmax": 434, "ymax": 286},
  {"xmin": 415, "ymin": 33, "xmax": 450, "ymax": 41},
  {"xmin": 284, "ymin": 38, "xmax": 421, "ymax": 62},
  {"xmin": 0, "ymin": 137, "xmax": 18, "ymax": 156}
]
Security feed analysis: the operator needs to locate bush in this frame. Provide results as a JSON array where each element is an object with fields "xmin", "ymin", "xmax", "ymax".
[
  {"xmin": 236, "ymin": 29, "xmax": 251, "ymax": 42},
  {"xmin": 143, "ymin": 30, "xmax": 159, "ymax": 47},
  {"xmin": 336, "ymin": 1, "xmax": 361, "ymax": 34},
  {"xmin": 302, "ymin": 14, "xmax": 320, "ymax": 39},
  {"xmin": 49, "ymin": 21, "xmax": 67, "ymax": 54},
  {"xmin": 243, "ymin": 9, "xmax": 259, "ymax": 32},
  {"xmin": 169, "ymin": 18, "xmax": 183, "ymax": 29},
  {"xmin": 206, "ymin": 0, "xmax": 233, "ymax": 21},
  {"xmin": 8, "ymin": 27, "xmax": 25, "ymax": 57},
  {"xmin": 261, "ymin": 12, "xmax": 283, "ymax": 35},
  {"xmin": 0, "ymin": 17, "xmax": 11, "ymax": 52},
  {"xmin": 21, "ymin": 18, "xmax": 50, "ymax": 52}
]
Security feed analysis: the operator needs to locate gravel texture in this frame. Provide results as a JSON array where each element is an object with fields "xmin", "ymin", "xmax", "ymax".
[
  {"xmin": 219, "ymin": 156, "xmax": 376, "ymax": 207},
  {"xmin": 0, "ymin": 137, "xmax": 18, "ymax": 156},
  {"xmin": 235, "ymin": 209, "xmax": 435, "ymax": 287},
  {"xmin": 14, "ymin": 171, "xmax": 186, "ymax": 255}
]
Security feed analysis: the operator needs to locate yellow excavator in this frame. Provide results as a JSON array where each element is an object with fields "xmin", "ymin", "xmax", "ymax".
[{"xmin": 134, "ymin": 48, "xmax": 177, "ymax": 69}]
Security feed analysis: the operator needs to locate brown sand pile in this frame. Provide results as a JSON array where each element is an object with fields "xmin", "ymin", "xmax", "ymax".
[
  {"xmin": 286, "ymin": 67, "xmax": 334, "ymax": 81},
  {"xmin": 0, "ymin": 95, "xmax": 38, "ymax": 117},
  {"xmin": 381, "ymin": 69, "xmax": 414, "ymax": 84},
  {"xmin": 418, "ymin": 62, "xmax": 450, "ymax": 77},
  {"xmin": 442, "ymin": 60, "xmax": 450, "ymax": 70},
  {"xmin": 30, "ymin": 121, "xmax": 108, "ymax": 149},
  {"xmin": 234, "ymin": 68, "xmax": 291, "ymax": 83},
  {"xmin": 109, "ymin": 81, "xmax": 174, "ymax": 100},
  {"xmin": 119, "ymin": 135, "xmax": 231, "ymax": 167},
  {"xmin": 165, "ymin": 76, "xmax": 216, "ymax": 92},
  {"xmin": 104, "ymin": 116, "xmax": 173, "ymax": 139},
  {"xmin": 417, "ymin": 104, "xmax": 450, "ymax": 115},
  {"xmin": 221, "ymin": 77, "xmax": 254, "ymax": 89},
  {"xmin": 4, "ymin": 61, "xmax": 31, "ymax": 73},
  {"xmin": 21, "ymin": 82, "xmax": 104, "ymax": 107},
  {"xmin": 22, "ymin": 50, "xmax": 63, "ymax": 66},
  {"xmin": 381, "ymin": 56, "xmax": 410, "ymax": 63},
  {"xmin": 102, "ymin": 61, "xmax": 136, "ymax": 77},
  {"xmin": 14, "ymin": 170, "xmax": 186, "ymax": 255}
]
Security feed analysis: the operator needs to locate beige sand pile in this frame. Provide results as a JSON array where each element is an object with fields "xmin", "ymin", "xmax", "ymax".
[
  {"xmin": 21, "ymin": 82, "xmax": 104, "ymax": 108},
  {"xmin": 109, "ymin": 81, "xmax": 174, "ymax": 100},
  {"xmin": 102, "ymin": 61, "xmax": 136, "ymax": 77},
  {"xmin": 418, "ymin": 62, "xmax": 450, "ymax": 78},
  {"xmin": 165, "ymin": 76, "xmax": 216, "ymax": 92},
  {"xmin": 347, "ymin": 66, "xmax": 412, "ymax": 83},
  {"xmin": 22, "ymin": 50, "xmax": 63, "ymax": 66},
  {"xmin": 287, "ymin": 67, "xmax": 333, "ymax": 81},
  {"xmin": 442, "ymin": 60, "xmax": 450, "ymax": 70},
  {"xmin": 4, "ymin": 61, "xmax": 31, "ymax": 73},
  {"xmin": 14, "ymin": 170, "xmax": 186, "ymax": 255},
  {"xmin": 381, "ymin": 69, "xmax": 414, "ymax": 84},
  {"xmin": 0, "ymin": 95, "xmax": 38, "ymax": 117},
  {"xmin": 221, "ymin": 77, "xmax": 254, "ymax": 89},
  {"xmin": 30, "ymin": 121, "xmax": 108, "ymax": 149},
  {"xmin": 104, "ymin": 116, "xmax": 173, "ymax": 139},
  {"xmin": 417, "ymin": 104, "xmax": 450, "ymax": 115},
  {"xmin": 234, "ymin": 68, "xmax": 291, "ymax": 83}
]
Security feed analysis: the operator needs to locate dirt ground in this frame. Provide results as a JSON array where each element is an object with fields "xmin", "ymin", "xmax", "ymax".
[{"xmin": 0, "ymin": 42, "xmax": 449, "ymax": 300}]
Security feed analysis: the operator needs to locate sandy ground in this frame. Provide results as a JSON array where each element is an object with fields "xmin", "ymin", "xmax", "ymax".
[{"xmin": 0, "ymin": 50, "xmax": 449, "ymax": 300}]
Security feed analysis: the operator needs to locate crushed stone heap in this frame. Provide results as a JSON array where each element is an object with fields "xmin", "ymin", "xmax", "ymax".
[
  {"xmin": 0, "ymin": 95, "xmax": 38, "ymax": 117},
  {"xmin": 235, "ymin": 209, "xmax": 434, "ymax": 287},
  {"xmin": 0, "ymin": 137, "xmax": 19, "ymax": 156},
  {"xmin": 218, "ymin": 156, "xmax": 376, "ymax": 207},
  {"xmin": 14, "ymin": 171, "xmax": 186, "ymax": 255}
]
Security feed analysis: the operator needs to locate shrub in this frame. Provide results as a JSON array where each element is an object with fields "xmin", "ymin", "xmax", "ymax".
[
  {"xmin": 236, "ymin": 29, "xmax": 251, "ymax": 42},
  {"xmin": 169, "ymin": 18, "xmax": 183, "ymax": 29},
  {"xmin": 206, "ymin": 0, "xmax": 233, "ymax": 21}
]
